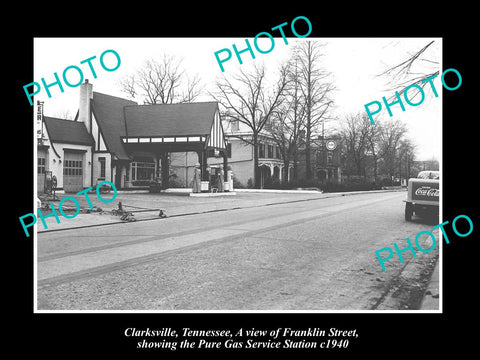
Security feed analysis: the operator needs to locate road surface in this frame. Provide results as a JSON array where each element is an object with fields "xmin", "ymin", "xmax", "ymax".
[{"xmin": 36, "ymin": 191, "xmax": 439, "ymax": 311}]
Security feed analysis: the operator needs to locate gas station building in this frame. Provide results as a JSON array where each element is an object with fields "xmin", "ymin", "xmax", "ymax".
[{"xmin": 37, "ymin": 80, "xmax": 229, "ymax": 193}]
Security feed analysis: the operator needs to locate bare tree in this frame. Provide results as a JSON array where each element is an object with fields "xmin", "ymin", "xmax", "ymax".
[
  {"xmin": 364, "ymin": 120, "xmax": 381, "ymax": 183},
  {"xmin": 378, "ymin": 40, "xmax": 440, "ymax": 101},
  {"xmin": 294, "ymin": 41, "xmax": 335, "ymax": 179},
  {"xmin": 53, "ymin": 108, "xmax": 74, "ymax": 120},
  {"xmin": 341, "ymin": 113, "xmax": 371, "ymax": 178},
  {"xmin": 211, "ymin": 63, "xmax": 290, "ymax": 188},
  {"xmin": 268, "ymin": 105, "xmax": 305, "ymax": 183},
  {"xmin": 377, "ymin": 119, "xmax": 408, "ymax": 182},
  {"xmin": 397, "ymin": 138, "xmax": 417, "ymax": 182},
  {"xmin": 119, "ymin": 54, "xmax": 202, "ymax": 104},
  {"xmin": 267, "ymin": 58, "xmax": 307, "ymax": 182},
  {"xmin": 341, "ymin": 114, "xmax": 414, "ymax": 184}
]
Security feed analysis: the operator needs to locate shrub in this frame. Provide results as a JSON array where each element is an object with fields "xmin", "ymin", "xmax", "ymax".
[
  {"xmin": 323, "ymin": 181, "xmax": 381, "ymax": 192},
  {"xmin": 379, "ymin": 177, "xmax": 393, "ymax": 187},
  {"xmin": 264, "ymin": 177, "xmax": 281, "ymax": 189},
  {"xmin": 232, "ymin": 175, "xmax": 246, "ymax": 189}
]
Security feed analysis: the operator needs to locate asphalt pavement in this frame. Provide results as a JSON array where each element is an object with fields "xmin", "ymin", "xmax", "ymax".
[
  {"xmin": 35, "ymin": 189, "xmax": 440, "ymax": 311},
  {"xmin": 36, "ymin": 188, "xmax": 404, "ymax": 232}
]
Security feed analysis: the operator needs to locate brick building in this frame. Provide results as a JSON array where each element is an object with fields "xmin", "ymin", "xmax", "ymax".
[{"xmin": 286, "ymin": 135, "xmax": 343, "ymax": 185}]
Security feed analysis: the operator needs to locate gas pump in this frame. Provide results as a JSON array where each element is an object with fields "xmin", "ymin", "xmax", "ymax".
[{"xmin": 44, "ymin": 171, "xmax": 58, "ymax": 200}]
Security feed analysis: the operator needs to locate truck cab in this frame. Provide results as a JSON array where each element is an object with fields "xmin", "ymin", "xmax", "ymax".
[{"xmin": 404, "ymin": 170, "xmax": 439, "ymax": 221}]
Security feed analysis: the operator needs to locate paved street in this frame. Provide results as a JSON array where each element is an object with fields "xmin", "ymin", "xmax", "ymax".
[{"xmin": 36, "ymin": 190, "xmax": 439, "ymax": 311}]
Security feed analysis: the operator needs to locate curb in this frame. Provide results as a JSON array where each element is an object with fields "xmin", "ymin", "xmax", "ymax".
[
  {"xmin": 189, "ymin": 192, "xmax": 237, "ymax": 197},
  {"xmin": 165, "ymin": 188, "xmax": 322, "ymax": 194},
  {"xmin": 420, "ymin": 257, "xmax": 440, "ymax": 310},
  {"xmin": 235, "ymin": 188, "xmax": 321, "ymax": 194}
]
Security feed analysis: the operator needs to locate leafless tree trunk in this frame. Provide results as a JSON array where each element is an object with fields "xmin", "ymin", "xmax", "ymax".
[
  {"xmin": 268, "ymin": 57, "xmax": 307, "ymax": 183},
  {"xmin": 341, "ymin": 113, "xmax": 370, "ymax": 178},
  {"xmin": 119, "ymin": 54, "xmax": 202, "ymax": 104},
  {"xmin": 295, "ymin": 41, "xmax": 334, "ymax": 179},
  {"xmin": 377, "ymin": 119, "xmax": 408, "ymax": 182},
  {"xmin": 365, "ymin": 122, "xmax": 381, "ymax": 183},
  {"xmin": 397, "ymin": 138, "xmax": 417, "ymax": 182},
  {"xmin": 211, "ymin": 63, "xmax": 289, "ymax": 188}
]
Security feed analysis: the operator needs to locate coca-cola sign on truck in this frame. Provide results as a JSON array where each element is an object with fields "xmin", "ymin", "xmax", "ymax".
[
  {"xmin": 415, "ymin": 187, "xmax": 440, "ymax": 197},
  {"xmin": 412, "ymin": 184, "xmax": 439, "ymax": 201}
]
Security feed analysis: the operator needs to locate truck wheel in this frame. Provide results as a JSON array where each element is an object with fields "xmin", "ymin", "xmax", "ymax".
[{"xmin": 405, "ymin": 203, "xmax": 413, "ymax": 221}]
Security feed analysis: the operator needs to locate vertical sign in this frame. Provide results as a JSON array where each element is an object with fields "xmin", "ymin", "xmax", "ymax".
[{"xmin": 37, "ymin": 101, "xmax": 44, "ymax": 143}]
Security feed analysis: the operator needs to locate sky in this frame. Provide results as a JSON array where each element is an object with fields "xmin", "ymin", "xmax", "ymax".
[{"xmin": 33, "ymin": 37, "xmax": 442, "ymax": 161}]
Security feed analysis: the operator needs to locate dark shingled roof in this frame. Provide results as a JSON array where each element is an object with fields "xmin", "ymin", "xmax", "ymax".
[
  {"xmin": 44, "ymin": 116, "xmax": 94, "ymax": 146},
  {"xmin": 124, "ymin": 102, "xmax": 219, "ymax": 137},
  {"xmin": 91, "ymin": 92, "xmax": 137, "ymax": 160},
  {"xmin": 90, "ymin": 93, "xmax": 221, "ymax": 159}
]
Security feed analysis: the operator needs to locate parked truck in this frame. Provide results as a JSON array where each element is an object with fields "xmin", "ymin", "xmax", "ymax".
[{"xmin": 404, "ymin": 170, "xmax": 439, "ymax": 221}]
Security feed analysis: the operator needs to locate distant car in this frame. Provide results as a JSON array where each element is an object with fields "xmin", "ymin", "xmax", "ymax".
[{"xmin": 404, "ymin": 171, "xmax": 439, "ymax": 221}]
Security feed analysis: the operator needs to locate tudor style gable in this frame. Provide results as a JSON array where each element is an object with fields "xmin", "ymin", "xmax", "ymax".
[{"xmin": 206, "ymin": 108, "xmax": 227, "ymax": 150}]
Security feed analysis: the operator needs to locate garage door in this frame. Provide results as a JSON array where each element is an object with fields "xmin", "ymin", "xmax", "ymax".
[{"xmin": 63, "ymin": 151, "xmax": 84, "ymax": 193}]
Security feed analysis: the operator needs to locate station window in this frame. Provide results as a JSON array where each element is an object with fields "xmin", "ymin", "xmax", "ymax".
[
  {"xmin": 63, "ymin": 159, "xmax": 83, "ymax": 176},
  {"xmin": 99, "ymin": 157, "xmax": 106, "ymax": 178},
  {"xmin": 38, "ymin": 157, "xmax": 46, "ymax": 174},
  {"xmin": 131, "ymin": 158, "xmax": 155, "ymax": 181}
]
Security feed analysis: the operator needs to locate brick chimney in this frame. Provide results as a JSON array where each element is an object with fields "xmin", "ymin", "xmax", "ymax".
[{"xmin": 78, "ymin": 79, "xmax": 93, "ymax": 133}]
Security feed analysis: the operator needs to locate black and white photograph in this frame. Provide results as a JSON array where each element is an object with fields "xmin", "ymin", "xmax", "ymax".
[
  {"xmin": 10, "ymin": 10, "xmax": 476, "ymax": 356},
  {"xmin": 32, "ymin": 37, "xmax": 442, "ymax": 312}
]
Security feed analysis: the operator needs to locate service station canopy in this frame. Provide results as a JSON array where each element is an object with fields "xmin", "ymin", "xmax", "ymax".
[
  {"xmin": 120, "ymin": 101, "xmax": 226, "ymax": 152},
  {"xmin": 119, "ymin": 101, "xmax": 228, "ymax": 185}
]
